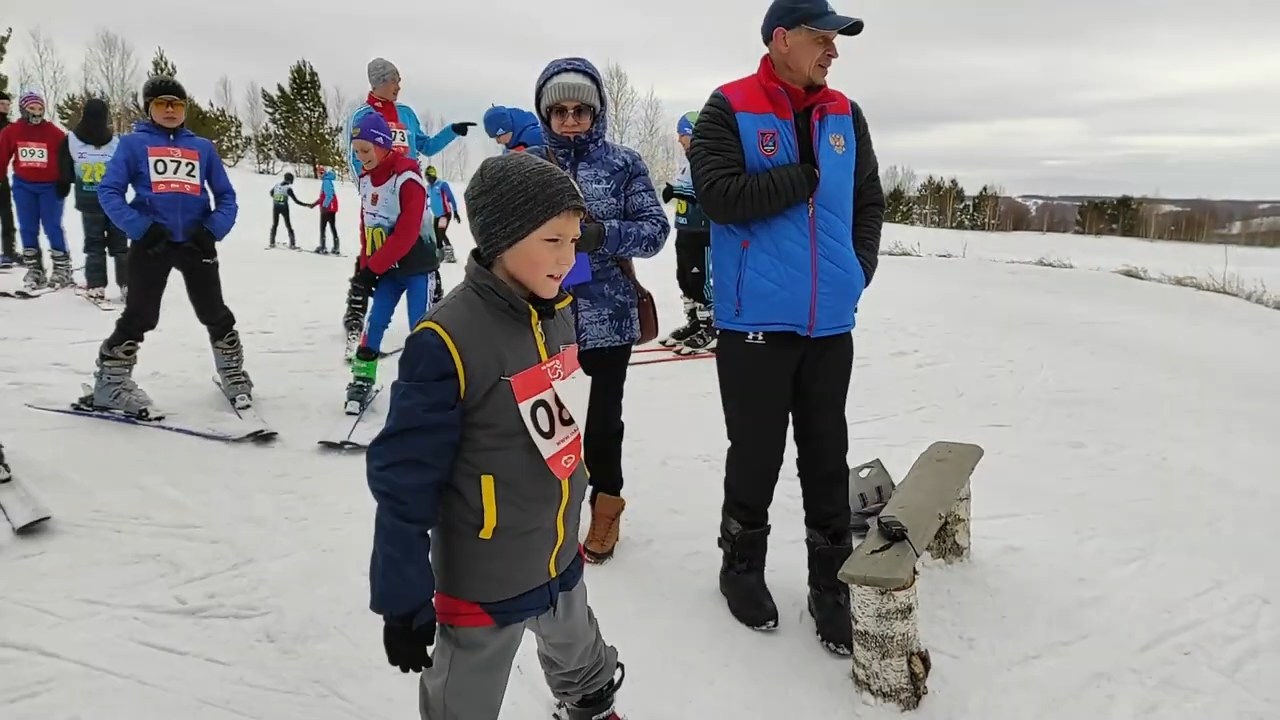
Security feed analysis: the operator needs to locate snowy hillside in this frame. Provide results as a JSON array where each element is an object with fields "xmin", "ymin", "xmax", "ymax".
[{"xmin": 1, "ymin": 167, "xmax": 1278, "ymax": 719}]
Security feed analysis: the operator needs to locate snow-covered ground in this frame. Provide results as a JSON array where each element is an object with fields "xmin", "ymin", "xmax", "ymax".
[
  {"xmin": 1, "ymin": 167, "xmax": 1278, "ymax": 719},
  {"xmin": 887, "ymin": 223, "xmax": 1280, "ymax": 291}
]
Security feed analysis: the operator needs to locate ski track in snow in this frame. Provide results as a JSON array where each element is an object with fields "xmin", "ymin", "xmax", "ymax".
[{"xmin": 2, "ymin": 168, "xmax": 1278, "ymax": 719}]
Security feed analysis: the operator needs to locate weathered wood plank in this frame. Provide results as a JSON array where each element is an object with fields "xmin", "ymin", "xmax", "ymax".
[{"xmin": 838, "ymin": 441, "xmax": 984, "ymax": 589}]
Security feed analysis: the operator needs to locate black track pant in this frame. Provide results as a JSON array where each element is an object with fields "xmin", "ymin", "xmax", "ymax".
[
  {"xmin": 106, "ymin": 243, "xmax": 237, "ymax": 346},
  {"xmin": 0, "ymin": 182, "xmax": 15, "ymax": 258},
  {"xmin": 434, "ymin": 216, "xmax": 452, "ymax": 249},
  {"xmin": 270, "ymin": 206, "xmax": 294, "ymax": 243},
  {"xmin": 716, "ymin": 330, "xmax": 853, "ymax": 535},
  {"xmin": 580, "ymin": 343, "xmax": 633, "ymax": 498},
  {"xmin": 674, "ymin": 230, "xmax": 711, "ymax": 305},
  {"xmin": 81, "ymin": 210, "xmax": 129, "ymax": 289},
  {"xmin": 319, "ymin": 211, "xmax": 339, "ymax": 249}
]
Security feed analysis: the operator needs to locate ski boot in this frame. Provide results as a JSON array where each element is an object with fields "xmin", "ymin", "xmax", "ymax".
[
  {"xmin": 21, "ymin": 248, "xmax": 46, "ymax": 289},
  {"xmin": 659, "ymin": 297, "xmax": 699, "ymax": 348},
  {"xmin": 84, "ymin": 340, "xmax": 154, "ymax": 417},
  {"xmin": 442, "ymin": 245, "xmax": 456, "ymax": 263},
  {"xmin": 84, "ymin": 286, "xmax": 107, "ymax": 304},
  {"xmin": 315, "ymin": 245, "xmax": 328, "ymax": 255},
  {"xmin": 287, "ymin": 229, "xmax": 297, "ymax": 250},
  {"xmin": 0, "ymin": 254, "xmax": 14, "ymax": 269},
  {"xmin": 806, "ymin": 528, "xmax": 854, "ymax": 656},
  {"xmin": 345, "ymin": 347, "xmax": 378, "ymax": 414},
  {"xmin": 674, "ymin": 305, "xmax": 717, "ymax": 355},
  {"xmin": 212, "ymin": 330, "xmax": 254, "ymax": 410},
  {"xmin": 553, "ymin": 663, "xmax": 626, "ymax": 720},
  {"xmin": 431, "ymin": 269, "xmax": 444, "ymax": 305},
  {"xmin": 47, "ymin": 250, "xmax": 75, "ymax": 288},
  {"xmin": 0, "ymin": 441, "xmax": 10, "ymax": 478}
]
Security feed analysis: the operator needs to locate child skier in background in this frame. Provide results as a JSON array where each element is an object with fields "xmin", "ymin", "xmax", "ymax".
[
  {"xmin": 0, "ymin": 90, "xmax": 71, "ymax": 289},
  {"xmin": 365, "ymin": 150, "xmax": 626, "ymax": 720},
  {"xmin": 423, "ymin": 165, "xmax": 459, "ymax": 264},
  {"xmin": 313, "ymin": 167, "xmax": 340, "ymax": 254},
  {"xmin": 268, "ymin": 172, "xmax": 309, "ymax": 248},
  {"xmin": 481, "ymin": 104, "xmax": 544, "ymax": 153},
  {"xmin": 659, "ymin": 111, "xmax": 715, "ymax": 354},
  {"xmin": 346, "ymin": 112, "xmax": 439, "ymax": 413},
  {"xmin": 58, "ymin": 97, "xmax": 128, "ymax": 303}
]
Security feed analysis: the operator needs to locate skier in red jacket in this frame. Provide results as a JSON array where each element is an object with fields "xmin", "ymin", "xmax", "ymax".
[{"xmin": 0, "ymin": 90, "xmax": 72, "ymax": 288}]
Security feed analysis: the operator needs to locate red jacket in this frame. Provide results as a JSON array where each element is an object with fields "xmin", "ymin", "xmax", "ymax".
[
  {"xmin": 0, "ymin": 119, "xmax": 66, "ymax": 184},
  {"xmin": 315, "ymin": 191, "xmax": 339, "ymax": 213},
  {"xmin": 358, "ymin": 153, "xmax": 428, "ymax": 275}
]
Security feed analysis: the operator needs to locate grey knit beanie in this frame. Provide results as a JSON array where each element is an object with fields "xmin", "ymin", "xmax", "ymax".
[
  {"xmin": 539, "ymin": 71, "xmax": 601, "ymax": 119},
  {"xmin": 465, "ymin": 152, "xmax": 588, "ymax": 266},
  {"xmin": 367, "ymin": 57, "xmax": 399, "ymax": 88}
]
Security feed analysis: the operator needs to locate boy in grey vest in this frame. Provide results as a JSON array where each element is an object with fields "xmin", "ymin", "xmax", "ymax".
[{"xmin": 365, "ymin": 151, "xmax": 626, "ymax": 720}]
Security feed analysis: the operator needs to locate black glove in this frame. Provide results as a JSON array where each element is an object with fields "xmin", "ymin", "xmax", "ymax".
[
  {"xmin": 449, "ymin": 122, "xmax": 476, "ymax": 136},
  {"xmin": 354, "ymin": 265, "xmax": 380, "ymax": 290},
  {"xmin": 56, "ymin": 182, "xmax": 71, "ymax": 199},
  {"xmin": 578, "ymin": 222, "xmax": 605, "ymax": 254},
  {"xmin": 134, "ymin": 223, "xmax": 171, "ymax": 257},
  {"xmin": 383, "ymin": 619, "xmax": 436, "ymax": 673},
  {"xmin": 452, "ymin": 212, "xmax": 461, "ymax": 223},
  {"xmin": 661, "ymin": 183, "xmax": 674, "ymax": 204},
  {"xmin": 187, "ymin": 225, "xmax": 218, "ymax": 261}
]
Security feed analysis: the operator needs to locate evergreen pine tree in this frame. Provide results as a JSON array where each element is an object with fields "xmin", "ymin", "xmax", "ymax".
[
  {"xmin": 263, "ymin": 59, "xmax": 341, "ymax": 171},
  {"xmin": 56, "ymin": 91, "xmax": 89, "ymax": 127},
  {"xmin": 885, "ymin": 186, "xmax": 917, "ymax": 225},
  {"xmin": 0, "ymin": 27, "xmax": 12, "ymax": 98}
]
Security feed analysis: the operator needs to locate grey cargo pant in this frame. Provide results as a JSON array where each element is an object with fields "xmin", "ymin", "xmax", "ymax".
[{"xmin": 418, "ymin": 581, "xmax": 618, "ymax": 720}]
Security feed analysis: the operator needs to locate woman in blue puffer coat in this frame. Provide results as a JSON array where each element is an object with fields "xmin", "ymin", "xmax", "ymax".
[{"xmin": 525, "ymin": 56, "xmax": 670, "ymax": 563}]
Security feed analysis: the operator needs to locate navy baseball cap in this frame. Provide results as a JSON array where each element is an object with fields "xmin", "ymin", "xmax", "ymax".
[{"xmin": 761, "ymin": 0, "xmax": 865, "ymax": 44}]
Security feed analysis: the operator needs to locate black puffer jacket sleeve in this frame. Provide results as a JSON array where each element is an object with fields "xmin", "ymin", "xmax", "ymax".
[
  {"xmin": 851, "ymin": 101, "xmax": 884, "ymax": 286},
  {"xmin": 688, "ymin": 91, "xmax": 817, "ymax": 225},
  {"xmin": 57, "ymin": 136, "xmax": 75, "ymax": 186}
]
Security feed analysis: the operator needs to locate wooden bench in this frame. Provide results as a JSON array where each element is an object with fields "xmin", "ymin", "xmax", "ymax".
[{"xmin": 837, "ymin": 441, "xmax": 985, "ymax": 710}]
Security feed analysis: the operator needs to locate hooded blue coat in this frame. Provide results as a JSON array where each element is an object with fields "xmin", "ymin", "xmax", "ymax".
[
  {"xmin": 525, "ymin": 58, "xmax": 670, "ymax": 350},
  {"xmin": 482, "ymin": 106, "xmax": 543, "ymax": 153}
]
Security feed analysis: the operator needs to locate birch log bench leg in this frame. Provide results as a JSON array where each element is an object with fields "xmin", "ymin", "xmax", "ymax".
[{"xmin": 836, "ymin": 441, "xmax": 985, "ymax": 710}]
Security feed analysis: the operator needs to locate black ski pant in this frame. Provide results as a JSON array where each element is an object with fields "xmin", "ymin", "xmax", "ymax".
[
  {"xmin": 106, "ymin": 242, "xmax": 237, "ymax": 347},
  {"xmin": 674, "ymin": 229, "xmax": 711, "ymax": 305},
  {"xmin": 270, "ymin": 205, "xmax": 294, "ymax": 244},
  {"xmin": 580, "ymin": 343, "xmax": 633, "ymax": 499},
  {"xmin": 434, "ymin": 217, "xmax": 452, "ymax": 249},
  {"xmin": 0, "ymin": 181, "xmax": 15, "ymax": 259},
  {"xmin": 81, "ymin": 210, "xmax": 129, "ymax": 289},
  {"xmin": 319, "ymin": 210, "xmax": 339, "ymax": 250},
  {"xmin": 716, "ymin": 330, "xmax": 853, "ymax": 535}
]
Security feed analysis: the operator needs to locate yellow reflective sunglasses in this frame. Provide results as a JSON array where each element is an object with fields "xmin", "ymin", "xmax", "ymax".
[{"xmin": 150, "ymin": 97, "xmax": 187, "ymax": 111}]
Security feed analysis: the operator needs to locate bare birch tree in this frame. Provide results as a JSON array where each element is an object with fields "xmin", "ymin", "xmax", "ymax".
[
  {"xmin": 600, "ymin": 61, "xmax": 638, "ymax": 147},
  {"xmin": 214, "ymin": 74, "xmax": 236, "ymax": 113},
  {"xmin": 633, "ymin": 87, "xmax": 678, "ymax": 183},
  {"xmin": 17, "ymin": 27, "xmax": 68, "ymax": 114},
  {"xmin": 243, "ymin": 81, "xmax": 277, "ymax": 174}
]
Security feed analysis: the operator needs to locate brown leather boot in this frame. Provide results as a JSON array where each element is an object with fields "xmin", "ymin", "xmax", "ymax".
[{"xmin": 584, "ymin": 493, "xmax": 626, "ymax": 563}]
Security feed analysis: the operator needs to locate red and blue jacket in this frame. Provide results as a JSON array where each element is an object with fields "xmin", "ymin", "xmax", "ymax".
[{"xmin": 691, "ymin": 56, "xmax": 884, "ymax": 337}]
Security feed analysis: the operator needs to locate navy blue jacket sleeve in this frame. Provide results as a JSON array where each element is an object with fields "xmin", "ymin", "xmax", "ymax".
[{"xmin": 365, "ymin": 326, "xmax": 463, "ymax": 628}]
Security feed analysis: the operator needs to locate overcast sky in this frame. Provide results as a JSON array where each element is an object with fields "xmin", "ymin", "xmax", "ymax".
[{"xmin": 5, "ymin": 0, "xmax": 1278, "ymax": 199}]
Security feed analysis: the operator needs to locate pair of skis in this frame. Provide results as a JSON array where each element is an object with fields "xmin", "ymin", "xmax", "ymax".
[
  {"xmin": 630, "ymin": 345, "xmax": 714, "ymax": 367},
  {"xmin": 0, "ymin": 287, "xmax": 58, "ymax": 299},
  {"xmin": 25, "ymin": 378, "xmax": 277, "ymax": 444}
]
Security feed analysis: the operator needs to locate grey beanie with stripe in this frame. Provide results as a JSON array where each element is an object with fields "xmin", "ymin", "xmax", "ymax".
[{"xmin": 538, "ymin": 71, "xmax": 601, "ymax": 120}]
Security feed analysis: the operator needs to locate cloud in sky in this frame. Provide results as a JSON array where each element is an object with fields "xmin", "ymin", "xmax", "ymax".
[{"xmin": 6, "ymin": 0, "xmax": 1278, "ymax": 198}]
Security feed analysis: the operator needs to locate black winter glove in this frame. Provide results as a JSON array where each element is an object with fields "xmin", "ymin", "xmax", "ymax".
[
  {"xmin": 187, "ymin": 225, "xmax": 218, "ymax": 261},
  {"xmin": 450, "ymin": 122, "xmax": 476, "ymax": 136},
  {"xmin": 578, "ymin": 222, "xmax": 605, "ymax": 254},
  {"xmin": 383, "ymin": 619, "xmax": 436, "ymax": 673},
  {"xmin": 354, "ymin": 265, "xmax": 380, "ymax": 290},
  {"xmin": 56, "ymin": 182, "xmax": 71, "ymax": 199},
  {"xmin": 661, "ymin": 183, "xmax": 674, "ymax": 204},
  {"xmin": 452, "ymin": 212, "xmax": 461, "ymax": 223},
  {"xmin": 134, "ymin": 223, "xmax": 172, "ymax": 257}
]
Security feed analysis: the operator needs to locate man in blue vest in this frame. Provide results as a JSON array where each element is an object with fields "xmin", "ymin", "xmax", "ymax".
[{"xmin": 688, "ymin": 0, "xmax": 884, "ymax": 657}]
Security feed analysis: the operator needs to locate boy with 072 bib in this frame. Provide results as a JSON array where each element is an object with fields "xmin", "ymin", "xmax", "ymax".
[{"xmin": 365, "ymin": 151, "xmax": 626, "ymax": 720}]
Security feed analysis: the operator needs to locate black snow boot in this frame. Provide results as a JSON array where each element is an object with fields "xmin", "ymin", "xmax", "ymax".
[
  {"xmin": 554, "ymin": 663, "xmax": 626, "ymax": 720},
  {"xmin": 806, "ymin": 528, "xmax": 854, "ymax": 656},
  {"xmin": 343, "ymin": 277, "xmax": 368, "ymax": 333},
  {"xmin": 718, "ymin": 515, "xmax": 778, "ymax": 631}
]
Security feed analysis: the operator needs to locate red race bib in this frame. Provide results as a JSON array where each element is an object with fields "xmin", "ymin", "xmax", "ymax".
[
  {"xmin": 147, "ymin": 146, "xmax": 202, "ymax": 195},
  {"xmin": 15, "ymin": 142, "xmax": 49, "ymax": 169},
  {"xmin": 509, "ymin": 346, "xmax": 585, "ymax": 480}
]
